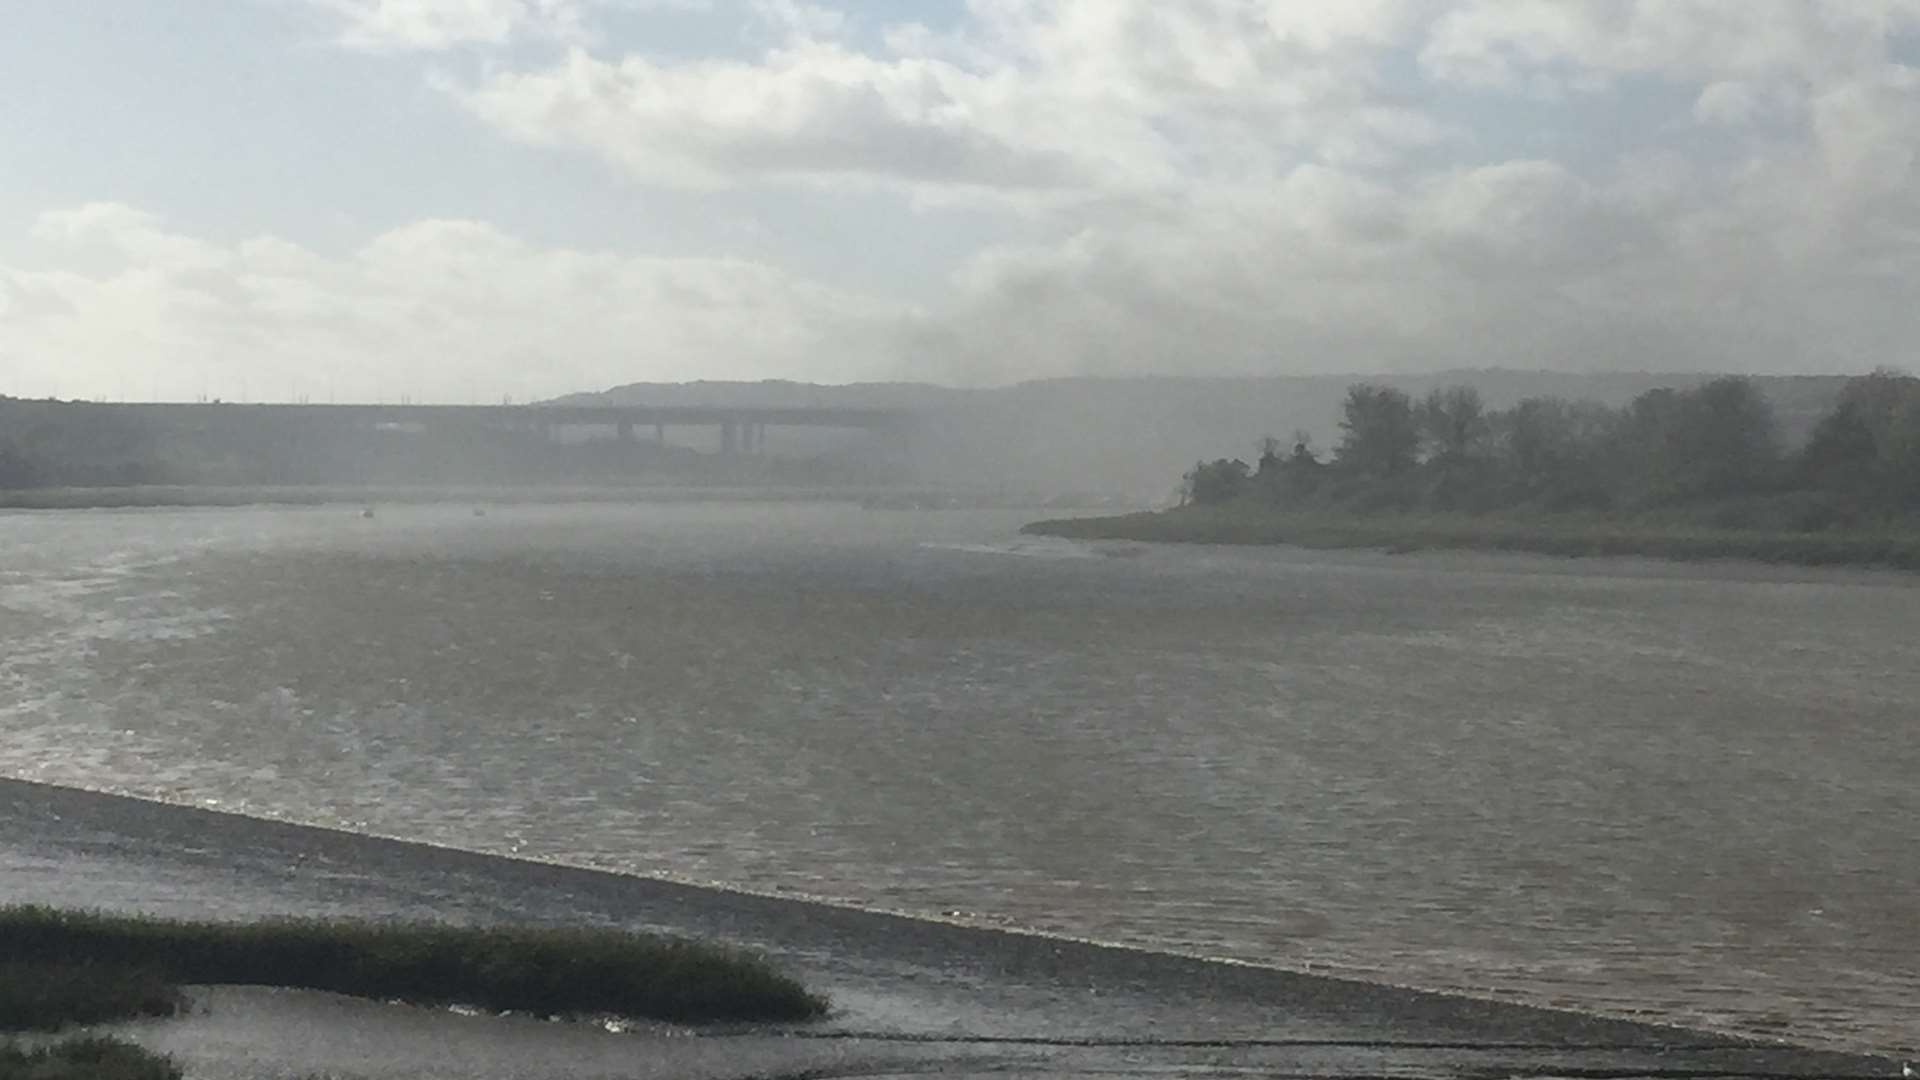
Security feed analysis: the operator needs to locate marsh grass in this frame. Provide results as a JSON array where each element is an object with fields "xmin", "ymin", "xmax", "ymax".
[
  {"xmin": 0, "ymin": 906, "xmax": 826, "ymax": 1025},
  {"xmin": 0, "ymin": 963, "xmax": 183, "ymax": 1033},
  {"xmin": 0, "ymin": 1037, "xmax": 181, "ymax": 1080},
  {"xmin": 1025, "ymin": 506, "xmax": 1920, "ymax": 570}
]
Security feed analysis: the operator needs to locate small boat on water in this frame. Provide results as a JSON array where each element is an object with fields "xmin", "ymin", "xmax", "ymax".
[{"xmin": 360, "ymin": 506, "xmax": 375, "ymax": 519}]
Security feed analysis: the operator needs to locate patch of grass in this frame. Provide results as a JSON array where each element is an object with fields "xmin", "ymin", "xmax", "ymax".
[
  {"xmin": 0, "ymin": 1037, "xmax": 180, "ymax": 1080},
  {"xmin": 1024, "ymin": 506, "xmax": 1920, "ymax": 571},
  {"xmin": 0, "ymin": 906, "xmax": 827, "ymax": 1025},
  {"xmin": 0, "ymin": 963, "xmax": 183, "ymax": 1032}
]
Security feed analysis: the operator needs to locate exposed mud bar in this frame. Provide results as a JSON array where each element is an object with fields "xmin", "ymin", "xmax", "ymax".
[{"xmin": 0, "ymin": 777, "xmax": 1900, "ymax": 1080}]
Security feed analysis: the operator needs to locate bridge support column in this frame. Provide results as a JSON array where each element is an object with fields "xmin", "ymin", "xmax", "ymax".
[
  {"xmin": 721, "ymin": 421, "xmax": 739, "ymax": 456},
  {"xmin": 617, "ymin": 420, "xmax": 634, "ymax": 442}
]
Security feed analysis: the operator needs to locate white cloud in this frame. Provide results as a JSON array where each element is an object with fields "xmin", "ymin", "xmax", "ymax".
[
  {"xmin": 1421, "ymin": 0, "xmax": 1920, "ymax": 91},
  {"xmin": 453, "ymin": 44, "xmax": 1095, "ymax": 194},
  {"xmin": 749, "ymin": 0, "xmax": 845, "ymax": 42},
  {"xmin": 448, "ymin": 0, "xmax": 1456, "ymax": 202},
  {"xmin": 1691, "ymin": 81, "xmax": 1796, "ymax": 127},
  {"xmin": 302, "ymin": 0, "xmax": 806, "ymax": 52},
  {"xmin": 0, "ymin": 206, "xmax": 909, "ymax": 401},
  {"xmin": 924, "ymin": 102, "xmax": 1920, "ymax": 381},
  {"xmin": 876, "ymin": 0, "xmax": 1920, "ymax": 380},
  {"xmin": 1417, "ymin": 160, "xmax": 1609, "ymax": 264},
  {"xmin": 1810, "ymin": 65, "xmax": 1920, "ymax": 196},
  {"xmin": 30, "ymin": 203, "xmax": 229, "ymax": 270},
  {"xmin": 12, "ymin": 2, "xmax": 1920, "ymax": 398},
  {"xmin": 303, "ymin": 0, "xmax": 592, "ymax": 50}
]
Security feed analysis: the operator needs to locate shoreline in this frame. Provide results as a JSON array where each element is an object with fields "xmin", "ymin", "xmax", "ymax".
[
  {"xmin": 0, "ymin": 484, "xmax": 886, "ymax": 511},
  {"xmin": 0, "ymin": 777, "xmax": 1904, "ymax": 1075},
  {"xmin": 0, "ymin": 484, "xmax": 1131, "ymax": 512},
  {"xmin": 1023, "ymin": 506, "xmax": 1920, "ymax": 572}
]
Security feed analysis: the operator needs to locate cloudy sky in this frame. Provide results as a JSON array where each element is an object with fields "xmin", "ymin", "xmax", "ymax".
[{"xmin": 3, "ymin": 1, "xmax": 1918, "ymax": 402}]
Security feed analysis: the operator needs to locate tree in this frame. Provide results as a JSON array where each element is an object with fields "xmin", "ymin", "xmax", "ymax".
[
  {"xmin": 1670, "ymin": 376, "xmax": 1780, "ymax": 498},
  {"xmin": 1495, "ymin": 396, "xmax": 1616, "ymax": 507},
  {"xmin": 1418, "ymin": 386, "xmax": 1491, "ymax": 465},
  {"xmin": 1610, "ymin": 387, "xmax": 1685, "ymax": 499},
  {"xmin": 1800, "ymin": 369, "xmax": 1920, "ymax": 507},
  {"xmin": 1800, "ymin": 393, "xmax": 1882, "ymax": 490},
  {"xmin": 1605, "ymin": 378, "xmax": 1779, "ymax": 501},
  {"xmin": 1334, "ymin": 384, "xmax": 1419, "ymax": 478},
  {"xmin": 1501, "ymin": 397, "xmax": 1573, "ymax": 488},
  {"xmin": 1253, "ymin": 430, "xmax": 1326, "ymax": 504},
  {"xmin": 1254, "ymin": 436, "xmax": 1285, "ymax": 477},
  {"xmin": 1182, "ymin": 458, "xmax": 1251, "ymax": 505},
  {"xmin": 0, "ymin": 437, "xmax": 40, "ymax": 488}
]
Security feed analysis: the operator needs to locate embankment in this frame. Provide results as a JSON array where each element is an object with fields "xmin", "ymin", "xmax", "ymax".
[{"xmin": 1024, "ymin": 506, "xmax": 1920, "ymax": 570}]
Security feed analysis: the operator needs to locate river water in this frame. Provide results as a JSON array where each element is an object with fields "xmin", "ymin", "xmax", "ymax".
[{"xmin": 1, "ymin": 502, "xmax": 1915, "ymax": 1055}]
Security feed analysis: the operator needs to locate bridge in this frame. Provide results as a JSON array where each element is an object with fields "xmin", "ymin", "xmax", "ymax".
[{"xmin": 94, "ymin": 401, "xmax": 916, "ymax": 456}]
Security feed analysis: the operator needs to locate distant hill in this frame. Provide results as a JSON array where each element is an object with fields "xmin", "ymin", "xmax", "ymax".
[{"xmin": 558, "ymin": 372, "xmax": 1855, "ymax": 499}]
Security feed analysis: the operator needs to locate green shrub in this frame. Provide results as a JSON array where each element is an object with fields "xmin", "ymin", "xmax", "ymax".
[
  {"xmin": 0, "ymin": 1037, "xmax": 180, "ymax": 1080},
  {"xmin": 0, "ymin": 907, "xmax": 825, "ymax": 1025},
  {"xmin": 1024, "ymin": 506, "xmax": 1920, "ymax": 571},
  {"xmin": 0, "ymin": 963, "xmax": 182, "ymax": 1033}
]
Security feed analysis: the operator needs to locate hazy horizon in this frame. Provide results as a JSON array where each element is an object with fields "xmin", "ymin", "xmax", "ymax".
[{"xmin": 4, "ymin": 365, "xmax": 1869, "ymax": 409}]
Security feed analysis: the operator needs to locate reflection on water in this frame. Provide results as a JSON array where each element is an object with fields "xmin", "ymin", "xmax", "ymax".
[{"xmin": 2, "ymin": 503, "xmax": 1916, "ymax": 1055}]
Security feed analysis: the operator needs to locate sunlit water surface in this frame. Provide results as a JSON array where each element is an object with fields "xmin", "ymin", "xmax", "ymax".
[{"xmin": 2, "ymin": 503, "xmax": 1915, "ymax": 1054}]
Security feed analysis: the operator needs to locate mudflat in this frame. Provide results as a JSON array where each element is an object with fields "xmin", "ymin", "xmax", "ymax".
[{"xmin": 0, "ymin": 778, "xmax": 1894, "ymax": 1080}]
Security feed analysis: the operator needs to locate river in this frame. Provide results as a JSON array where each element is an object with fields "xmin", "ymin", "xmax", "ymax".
[{"xmin": 1, "ymin": 501, "xmax": 1914, "ymax": 1055}]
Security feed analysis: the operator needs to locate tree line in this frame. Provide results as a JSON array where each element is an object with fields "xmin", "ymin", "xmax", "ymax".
[{"xmin": 1182, "ymin": 371, "xmax": 1920, "ymax": 528}]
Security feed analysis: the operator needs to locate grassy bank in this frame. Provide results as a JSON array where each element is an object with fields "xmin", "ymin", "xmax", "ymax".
[
  {"xmin": 0, "ymin": 963, "xmax": 182, "ymax": 1032},
  {"xmin": 0, "ymin": 1037, "xmax": 180, "ymax": 1080},
  {"xmin": 0, "ymin": 960, "xmax": 186, "ymax": 1080},
  {"xmin": 0, "ymin": 906, "xmax": 827, "ymax": 1024},
  {"xmin": 1024, "ymin": 505, "xmax": 1920, "ymax": 570}
]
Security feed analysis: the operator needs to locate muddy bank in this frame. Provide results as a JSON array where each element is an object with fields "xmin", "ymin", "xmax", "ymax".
[{"xmin": 0, "ymin": 778, "xmax": 1897, "ymax": 1078}]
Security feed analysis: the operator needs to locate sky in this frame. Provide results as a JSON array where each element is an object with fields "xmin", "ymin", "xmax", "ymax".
[{"xmin": 2, "ymin": 1, "xmax": 1918, "ymax": 402}]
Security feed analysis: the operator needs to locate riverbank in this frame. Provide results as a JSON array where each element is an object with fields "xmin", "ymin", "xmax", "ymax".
[
  {"xmin": 0, "ymin": 484, "xmax": 1133, "ymax": 512},
  {"xmin": 1023, "ymin": 505, "xmax": 1920, "ymax": 570},
  {"xmin": 0, "ymin": 484, "xmax": 871, "ymax": 510},
  {"xmin": 0, "ymin": 777, "xmax": 1900, "ymax": 1078}
]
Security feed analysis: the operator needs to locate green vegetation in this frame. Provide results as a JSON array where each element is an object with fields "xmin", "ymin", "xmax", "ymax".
[
  {"xmin": 0, "ymin": 904, "xmax": 826, "ymax": 1080},
  {"xmin": 0, "ymin": 962, "xmax": 185, "ymax": 1080},
  {"xmin": 0, "ymin": 905, "xmax": 828, "ymax": 1025},
  {"xmin": 1029, "ymin": 506, "xmax": 1920, "ymax": 569},
  {"xmin": 0, "ymin": 1037, "xmax": 181, "ymax": 1080},
  {"xmin": 0, "ymin": 963, "xmax": 182, "ymax": 1032},
  {"xmin": 1029, "ymin": 372, "xmax": 1920, "ymax": 568}
]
